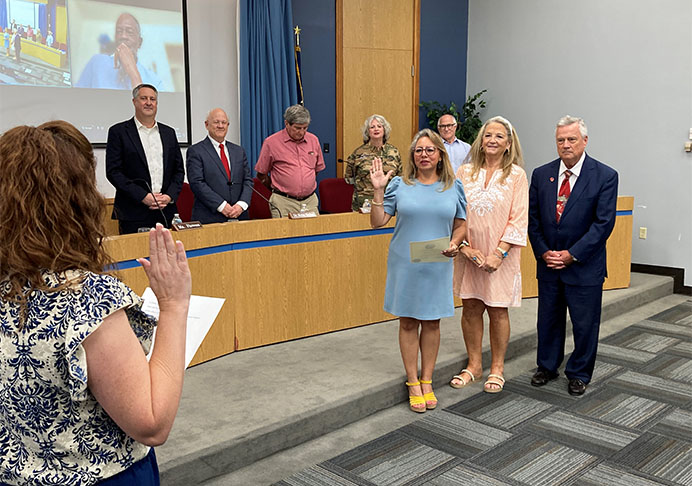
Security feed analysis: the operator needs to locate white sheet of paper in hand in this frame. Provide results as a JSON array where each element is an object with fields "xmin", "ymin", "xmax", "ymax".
[
  {"xmin": 409, "ymin": 237, "xmax": 451, "ymax": 263},
  {"xmin": 141, "ymin": 287, "xmax": 225, "ymax": 368}
]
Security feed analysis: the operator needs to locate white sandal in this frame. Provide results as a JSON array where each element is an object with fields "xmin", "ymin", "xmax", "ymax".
[
  {"xmin": 450, "ymin": 369, "xmax": 477, "ymax": 389},
  {"xmin": 483, "ymin": 374, "xmax": 505, "ymax": 393}
]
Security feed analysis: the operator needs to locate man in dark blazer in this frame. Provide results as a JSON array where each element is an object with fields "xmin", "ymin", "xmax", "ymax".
[
  {"xmin": 186, "ymin": 108, "xmax": 252, "ymax": 222},
  {"xmin": 106, "ymin": 83, "xmax": 184, "ymax": 234},
  {"xmin": 528, "ymin": 116, "xmax": 618, "ymax": 396}
]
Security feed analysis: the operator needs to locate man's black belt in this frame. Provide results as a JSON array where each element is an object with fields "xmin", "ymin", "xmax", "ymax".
[{"xmin": 272, "ymin": 189, "xmax": 314, "ymax": 202}]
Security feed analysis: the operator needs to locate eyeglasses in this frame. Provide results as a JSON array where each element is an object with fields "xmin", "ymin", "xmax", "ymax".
[
  {"xmin": 438, "ymin": 124, "xmax": 457, "ymax": 130},
  {"xmin": 414, "ymin": 147, "xmax": 438, "ymax": 155}
]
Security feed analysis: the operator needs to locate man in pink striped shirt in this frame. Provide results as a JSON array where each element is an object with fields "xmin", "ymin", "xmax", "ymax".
[{"xmin": 255, "ymin": 105, "xmax": 325, "ymax": 218}]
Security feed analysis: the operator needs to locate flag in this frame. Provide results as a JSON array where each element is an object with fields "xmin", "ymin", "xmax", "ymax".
[{"xmin": 294, "ymin": 25, "xmax": 304, "ymax": 105}]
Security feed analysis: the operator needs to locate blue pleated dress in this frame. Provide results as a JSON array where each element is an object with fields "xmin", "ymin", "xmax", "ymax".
[{"xmin": 383, "ymin": 177, "xmax": 467, "ymax": 320}]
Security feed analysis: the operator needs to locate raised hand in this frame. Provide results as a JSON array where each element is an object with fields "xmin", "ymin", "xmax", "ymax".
[
  {"xmin": 369, "ymin": 157, "xmax": 394, "ymax": 190},
  {"xmin": 137, "ymin": 224, "xmax": 191, "ymax": 312}
]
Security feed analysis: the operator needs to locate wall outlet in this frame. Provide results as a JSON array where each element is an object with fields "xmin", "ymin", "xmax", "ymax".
[{"xmin": 639, "ymin": 227, "xmax": 647, "ymax": 239}]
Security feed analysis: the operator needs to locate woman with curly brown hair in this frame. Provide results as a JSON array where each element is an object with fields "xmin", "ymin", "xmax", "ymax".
[{"xmin": 0, "ymin": 121, "xmax": 191, "ymax": 485}]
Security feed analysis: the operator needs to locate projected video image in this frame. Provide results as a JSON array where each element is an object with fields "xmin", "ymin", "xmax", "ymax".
[
  {"xmin": 0, "ymin": 0, "xmax": 184, "ymax": 91},
  {"xmin": 70, "ymin": 0, "xmax": 184, "ymax": 92},
  {"xmin": 0, "ymin": 0, "xmax": 72, "ymax": 87}
]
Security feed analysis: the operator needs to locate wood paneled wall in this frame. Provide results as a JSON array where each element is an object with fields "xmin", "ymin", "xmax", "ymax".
[{"xmin": 336, "ymin": 0, "xmax": 420, "ymax": 176}]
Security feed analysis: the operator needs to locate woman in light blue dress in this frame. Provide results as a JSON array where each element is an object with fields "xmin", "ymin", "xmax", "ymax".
[{"xmin": 370, "ymin": 128, "xmax": 467, "ymax": 413}]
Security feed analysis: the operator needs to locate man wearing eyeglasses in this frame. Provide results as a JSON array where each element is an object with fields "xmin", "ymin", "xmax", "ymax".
[
  {"xmin": 437, "ymin": 114, "xmax": 471, "ymax": 175},
  {"xmin": 186, "ymin": 108, "xmax": 253, "ymax": 222},
  {"xmin": 76, "ymin": 12, "xmax": 164, "ymax": 91}
]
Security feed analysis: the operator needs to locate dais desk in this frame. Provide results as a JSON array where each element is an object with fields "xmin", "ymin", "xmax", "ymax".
[{"xmin": 104, "ymin": 196, "xmax": 633, "ymax": 366}]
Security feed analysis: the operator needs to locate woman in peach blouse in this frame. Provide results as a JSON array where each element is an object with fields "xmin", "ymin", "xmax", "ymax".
[{"xmin": 449, "ymin": 116, "xmax": 528, "ymax": 393}]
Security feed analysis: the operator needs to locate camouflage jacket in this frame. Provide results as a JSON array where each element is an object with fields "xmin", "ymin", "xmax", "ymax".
[{"xmin": 345, "ymin": 142, "xmax": 401, "ymax": 211}]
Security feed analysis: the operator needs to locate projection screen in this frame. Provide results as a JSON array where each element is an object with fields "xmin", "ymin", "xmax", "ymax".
[{"xmin": 0, "ymin": 0, "xmax": 189, "ymax": 144}]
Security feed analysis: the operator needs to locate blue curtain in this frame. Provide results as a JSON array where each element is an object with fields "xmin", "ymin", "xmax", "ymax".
[
  {"xmin": 38, "ymin": 4, "xmax": 46, "ymax": 37},
  {"xmin": 239, "ymin": 0, "xmax": 298, "ymax": 172},
  {"xmin": 0, "ymin": 0, "xmax": 7, "ymax": 31}
]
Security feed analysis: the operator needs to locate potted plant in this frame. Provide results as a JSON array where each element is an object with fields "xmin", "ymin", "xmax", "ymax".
[{"xmin": 420, "ymin": 89, "xmax": 487, "ymax": 144}]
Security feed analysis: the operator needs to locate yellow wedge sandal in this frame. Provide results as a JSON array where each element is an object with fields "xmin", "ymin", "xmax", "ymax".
[
  {"xmin": 419, "ymin": 379, "xmax": 438, "ymax": 409},
  {"xmin": 405, "ymin": 381, "xmax": 427, "ymax": 413}
]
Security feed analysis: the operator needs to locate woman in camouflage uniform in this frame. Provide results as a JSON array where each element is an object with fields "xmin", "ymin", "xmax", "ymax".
[{"xmin": 345, "ymin": 114, "xmax": 402, "ymax": 211}]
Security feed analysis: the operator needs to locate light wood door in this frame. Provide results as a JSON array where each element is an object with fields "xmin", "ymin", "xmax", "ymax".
[{"xmin": 337, "ymin": 0, "xmax": 420, "ymax": 176}]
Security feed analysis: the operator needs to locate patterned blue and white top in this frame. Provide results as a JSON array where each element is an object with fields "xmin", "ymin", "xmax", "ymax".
[{"xmin": 0, "ymin": 270, "xmax": 156, "ymax": 485}]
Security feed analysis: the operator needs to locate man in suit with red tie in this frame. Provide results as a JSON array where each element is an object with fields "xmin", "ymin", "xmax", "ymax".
[
  {"xmin": 186, "ymin": 108, "xmax": 253, "ymax": 223},
  {"xmin": 106, "ymin": 83, "xmax": 184, "ymax": 234},
  {"xmin": 528, "ymin": 116, "xmax": 618, "ymax": 396}
]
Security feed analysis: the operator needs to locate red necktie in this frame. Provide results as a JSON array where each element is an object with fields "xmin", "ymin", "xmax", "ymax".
[
  {"xmin": 556, "ymin": 169, "xmax": 572, "ymax": 222},
  {"xmin": 219, "ymin": 143, "xmax": 231, "ymax": 180}
]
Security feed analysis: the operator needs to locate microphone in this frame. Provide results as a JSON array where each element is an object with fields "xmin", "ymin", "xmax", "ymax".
[
  {"xmin": 250, "ymin": 185, "xmax": 282, "ymax": 218},
  {"xmin": 133, "ymin": 178, "xmax": 169, "ymax": 228}
]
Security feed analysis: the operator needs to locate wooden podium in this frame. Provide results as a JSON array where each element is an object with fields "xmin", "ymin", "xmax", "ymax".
[{"xmin": 104, "ymin": 196, "xmax": 633, "ymax": 366}]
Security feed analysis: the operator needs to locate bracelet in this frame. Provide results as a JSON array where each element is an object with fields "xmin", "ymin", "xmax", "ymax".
[
  {"xmin": 460, "ymin": 240, "xmax": 470, "ymax": 247},
  {"xmin": 371, "ymin": 200, "xmax": 384, "ymax": 206},
  {"xmin": 496, "ymin": 247, "xmax": 509, "ymax": 259}
]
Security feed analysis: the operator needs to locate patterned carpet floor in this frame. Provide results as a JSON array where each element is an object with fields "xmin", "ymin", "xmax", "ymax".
[{"xmin": 275, "ymin": 299, "xmax": 692, "ymax": 486}]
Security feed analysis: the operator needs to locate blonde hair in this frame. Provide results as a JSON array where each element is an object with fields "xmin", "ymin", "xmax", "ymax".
[
  {"xmin": 402, "ymin": 129, "xmax": 455, "ymax": 191},
  {"xmin": 467, "ymin": 116, "xmax": 524, "ymax": 183}
]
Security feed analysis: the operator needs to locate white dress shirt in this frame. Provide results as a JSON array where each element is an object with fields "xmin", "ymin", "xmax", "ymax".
[
  {"xmin": 557, "ymin": 152, "xmax": 585, "ymax": 199},
  {"xmin": 134, "ymin": 117, "xmax": 164, "ymax": 193}
]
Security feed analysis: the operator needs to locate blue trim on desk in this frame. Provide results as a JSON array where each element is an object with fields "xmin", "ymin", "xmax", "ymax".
[
  {"xmin": 617, "ymin": 210, "xmax": 632, "ymax": 216},
  {"xmin": 111, "ymin": 227, "xmax": 396, "ymax": 270}
]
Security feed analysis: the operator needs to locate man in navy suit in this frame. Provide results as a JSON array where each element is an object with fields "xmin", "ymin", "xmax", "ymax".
[
  {"xmin": 528, "ymin": 116, "xmax": 618, "ymax": 396},
  {"xmin": 186, "ymin": 108, "xmax": 252, "ymax": 222},
  {"xmin": 106, "ymin": 83, "xmax": 184, "ymax": 234}
]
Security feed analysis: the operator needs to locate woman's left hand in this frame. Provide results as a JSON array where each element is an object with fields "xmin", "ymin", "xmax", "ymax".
[
  {"xmin": 481, "ymin": 253, "xmax": 503, "ymax": 273},
  {"xmin": 441, "ymin": 241, "xmax": 459, "ymax": 258}
]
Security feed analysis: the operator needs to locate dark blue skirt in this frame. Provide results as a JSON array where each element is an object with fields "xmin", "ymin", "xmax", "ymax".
[{"xmin": 98, "ymin": 448, "xmax": 159, "ymax": 485}]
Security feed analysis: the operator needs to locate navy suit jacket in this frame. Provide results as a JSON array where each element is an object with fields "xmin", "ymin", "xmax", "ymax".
[
  {"xmin": 105, "ymin": 118, "xmax": 184, "ymax": 222},
  {"xmin": 528, "ymin": 153, "xmax": 618, "ymax": 286},
  {"xmin": 185, "ymin": 137, "xmax": 253, "ymax": 223}
]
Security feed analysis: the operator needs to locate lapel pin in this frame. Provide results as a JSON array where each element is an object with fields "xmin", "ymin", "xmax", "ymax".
[{"xmin": 549, "ymin": 177, "xmax": 555, "ymax": 182}]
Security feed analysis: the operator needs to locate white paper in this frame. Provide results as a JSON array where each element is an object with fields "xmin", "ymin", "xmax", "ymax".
[
  {"xmin": 142, "ymin": 287, "xmax": 225, "ymax": 368},
  {"xmin": 409, "ymin": 237, "xmax": 451, "ymax": 263}
]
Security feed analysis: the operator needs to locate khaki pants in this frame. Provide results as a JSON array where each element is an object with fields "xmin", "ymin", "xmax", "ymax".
[{"xmin": 269, "ymin": 192, "xmax": 319, "ymax": 218}]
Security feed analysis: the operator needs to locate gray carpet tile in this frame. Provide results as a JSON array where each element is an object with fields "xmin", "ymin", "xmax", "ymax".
[
  {"xmin": 608, "ymin": 370, "xmax": 692, "ymax": 406},
  {"xmin": 597, "ymin": 342, "xmax": 659, "ymax": 366},
  {"xmin": 648, "ymin": 300, "xmax": 692, "ymax": 325},
  {"xmin": 471, "ymin": 433, "xmax": 597, "ymax": 486},
  {"xmin": 573, "ymin": 388, "xmax": 672, "ymax": 430},
  {"xmin": 397, "ymin": 410, "xmax": 512, "ymax": 458},
  {"xmin": 613, "ymin": 433, "xmax": 692, "ymax": 485},
  {"xmin": 422, "ymin": 463, "xmax": 518, "ymax": 485},
  {"xmin": 609, "ymin": 329, "xmax": 681, "ymax": 353},
  {"xmin": 670, "ymin": 341, "xmax": 692, "ymax": 359},
  {"xmin": 640, "ymin": 355, "xmax": 692, "ymax": 384},
  {"xmin": 278, "ymin": 299, "xmax": 692, "ymax": 486},
  {"xmin": 648, "ymin": 408, "xmax": 692, "ymax": 442},
  {"xmin": 527, "ymin": 410, "xmax": 640, "ymax": 455},
  {"xmin": 446, "ymin": 391, "xmax": 554, "ymax": 430},
  {"xmin": 634, "ymin": 320, "xmax": 692, "ymax": 340},
  {"xmin": 573, "ymin": 462, "xmax": 679, "ymax": 486},
  {"xmin": 275, "ymin": 464, "xmax": 373, "ymax": 486},
  {"xmin": 326, "ymin": 432, "xmax": 457, "ymax": 486}
]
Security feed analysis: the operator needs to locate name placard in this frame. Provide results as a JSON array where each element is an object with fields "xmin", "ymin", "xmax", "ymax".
[{"xmin": 172, "ymin": 221, "xmax": 203, "ymax": 231}]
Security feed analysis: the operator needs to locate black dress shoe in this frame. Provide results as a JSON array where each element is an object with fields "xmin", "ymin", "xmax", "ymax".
[
  {"xmin": 531, "ymin": 370, "xmax": 559, "ymax": 387},
  {"xmin": 568, "ymin": 378, "xmax": 587, "ymax": 396}
]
